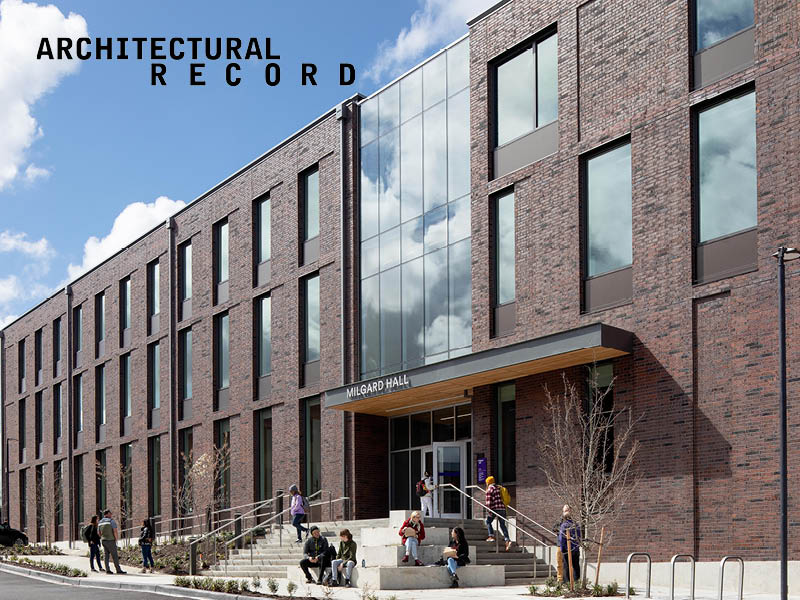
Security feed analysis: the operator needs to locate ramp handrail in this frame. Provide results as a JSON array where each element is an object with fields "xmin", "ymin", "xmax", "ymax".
[
  {"xmin": 626, "ymin": 552, "xmax": 652, "ymax": 598},
  {"xmin": 670, "ymin": 554, "xmax": 695, "ymax": 600},
  {"xmin": 718, "ymin": 556, "xmax": 744, "ymax": 600}
]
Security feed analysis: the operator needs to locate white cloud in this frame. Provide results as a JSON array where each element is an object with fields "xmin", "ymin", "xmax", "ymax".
[
  {"xmin": 67, "ymin": 196, "xmax": 186, "ymax": 280},
  {"xmin": 0, "ymin": 313, "xmax": 19, "ymax": 329},
  {"xmin": 0, "ymin": 229, "xmax": 54, "ymax": 258},
  {"xmin": 365, "ymin": 0, "xmax": 493, "ymax": 83},
  {"xmin": 0, "ymin": 0, "xmax": 87, "ymax": 190},
  {"xmin": 24, "ymin": 163, "xmax": 50, "ymax": 182},
  {"xmin": 0, "ymin": 274, "xmax": 23, "ymax": 304}
]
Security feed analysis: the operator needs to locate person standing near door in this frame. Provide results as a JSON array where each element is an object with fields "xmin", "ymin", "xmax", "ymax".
[
  {"xmin": 419, "ymin": 471, "xmax": 435, "ymax": 518},
  {"xmin": 484, "ymin": 476, "xmax": 512, "ymax": 551}
]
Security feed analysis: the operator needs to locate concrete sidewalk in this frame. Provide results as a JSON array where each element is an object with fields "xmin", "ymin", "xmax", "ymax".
[{"xmin": 5, "ymin": 554, "xmax": 800, "ymax": 599}]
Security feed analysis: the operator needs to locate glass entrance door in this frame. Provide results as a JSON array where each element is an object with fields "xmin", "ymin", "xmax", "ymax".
[{"xmin": 433, "ymin": 441, "xmax": 466, "ymax": 518}]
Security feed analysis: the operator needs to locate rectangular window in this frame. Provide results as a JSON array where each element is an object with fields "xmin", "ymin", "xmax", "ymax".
[
  {"xmin": 497, "ymin": 382, "xmax": 517, "ymax": 483},
  {"xmin": 34, "ymin": 329, "xmax": 42, "ymax": 385},
  {"xmin": 120, "ymin": 443, "xmax": 133, "ymax": 524},
  {"xmin": 74, "ymin": 455, "xmax": 84, "ymax": 525},
  {"xmin": 18, "ymin": 398, "xmax": 26, "ymax": 461},
  {"xmin": 120, "ymin": 277, "xmax": 131, "ymax": 331},
  {"xmin": 588, "ymin": 363, "xmax": 615, "ymax": 474},
  {"xmin": 258, "ymin": 296, "xmax": 271, "ymax": 376},
  {"xmin": 95, "ymin": 291, "xmax": 105, "ymax": 346},
  {"xmin": 180, "ymin": 242, "xmax": 192, "ymax": 301},
  {"xmin": 96, "ymin": 449, "xmax": 107, "ymax": 513},
  {"xmin": 695, "ymin": 0, "xmax": 753, "ymax": 50},
  {"xmin": 178, "ymin": 428, "xmax": 193, "ymax": 515},
  {"xmin": 73, "ymin": 304, "xmax": 83, "ymax": 360},
  {"xmin": 495, "ymin": 31, "xmax": 558, "ymax": 147},
  {"xmin": 149, "ymin": 343, "xmax": 160, "ymax": 410},
  {"xmin": 257, "ymin": 409, "xmax": 272, "ymax": 501},
  {"xmin": 53, "ymin": 383, "xmax": 62, "ymax": 442},
  {"xmin": 302, "ymin": 167, "xmax": 320, "ymax": 242},
  {"xmin": 180, "ymin": 329, "xmax": 192, "ymax": 399},
  {"xmin": 215, "ymin": 219, "xmax": 229, "ymax": 284},
  {"xmin": 148, "ymin": 436, "xmax": 161, "ymax": 516},
  {"xmin": 697, "ymin": 90, "xmax": 756, "ymax": 243},
  {"xmin": 304, "ymin": 398, "xmax": 321, "ymax": 495},
  {"xmin": 54, "ymin": 461, "xmax": 64, "ymax": 528},
  {"xmin": 96, "ymin": 364, "xmax": 106, "ymax": 425},
  {"xmin": 495, "ymin": 190, "xmax": 516, "ymax": 306},
  {"xmin": 148, "ymin": 260, "xmax": 160, "ymax": 317},
  {"xmin": 120, "ymin": 353, "xmax": 131, "ymax": 418},
  {"xmin": 304, "ymin": 274, "xmax": 320, "ymax": 363},
  {"xmin": 19, "ymin": 469, "xmax": 27, "ymax": 531},
  {"xmin": 257, "ymin": 195, "xmax": 271, "ymax": 263},
  {"xmin": 18, "ymin": 338, "xmax": 26, "ymax": 393},
  {"xmin": 215, "ymin": 313, "xmax": 229, "ymax": 390},
  {"xmin": 214, "ymin": 419, "xmax": 231, "ymax": 509},
  {"xmin": 52, "ymin": 317, "xmax": 61, "ymax": 375},
  {"xmin": 35, "ymin": 465, "xmax": 44, "ymax": 537},
  {"xmin": 34, "ymin": 392, "xmax": 43, "ymax": 458},
  {"xmin": 74, "ymin": 374, "xmax": 83, "ymax": 433}
]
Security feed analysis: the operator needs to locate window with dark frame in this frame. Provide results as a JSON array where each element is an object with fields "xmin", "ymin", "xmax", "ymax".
[
  {"xmin": 215, "ymin": 219, "xmax": 230, "ymax": 285},
  {"xmin": 493, "ymin": 189, "xmax": 515, "ymax": 337},
  {"xmin": 181, "ymin": 329, "xmax": 192, "ymax": 400},
  {"xmin": 178, "ymin": 427, "xmax": 193, "ymax": 515},
  {"xmin": 95, "ymin": 291, "xmax": 105, "ymax": 356},
  {"xmin": 215, "ymin": 313, "xmax": 230, "ymax": 405},
  {"xmin": 52, "ymin": 317, "xmax": 61, "ymax": 375},
  {"xmin": 257, "ymin": 195, "xmax": 271, "ymax": 264},
  {"xmin": 18, "ymin": 397, "xmax": 26, "ymax": 462},
  {"xmin": 148, "ymin": 435, "xmax": 161, "ymax": 516},
  {"xmin": 53, "ymin": 383, "xmax": 62, "ymax": 447},
  {"xmin": 120, "ymin": 277, "xmax": 131, "ymax": 336},
  {"xmin": 18, "ymin": 338, "xmax": 25, "ymax": 394},
  {"xmin": 497, "ymin": 383, "xmax": 516, "ymax": 483},
  {"xmin": 694, "ymin": 0, "xmax": 753, "ymax": 51},
  {"xmin": 147, "ymin": 260, "xmax": 160, "ymax": 318},
  {"xmin": 120, "ymin": 443, "xmax": 133, "ymax": 526},
  {"xmin": 121, "ymin": 353, "xmax": 132, "ymax": 419},
  {"xmin": 302, "ymin": 167, "xmax": 320, "ymax": 243},
  {"xmin": 148, "ymin": 342, "xmax": 161, "ymax": 418},
  {"xmin": 587, "ymin": 363, "xmax": 615, "ymax": 474},
  {"xmin": 34, "ymin": 329, "xmax": 42, "ymax": 386},
  {"xmin": 74, "ymin": 374, "xmax": 83, "ymax": 434},
  {"xmin": 96, "ymin": 364, "xmax": 106, "ymax": 426},
  {"xmin": 258, "ymin": 296, "xmax": 271, "ymax": 378},
  {"xmin": 302, "ymin": 274, "xmax": 320, "ymax": 386},
  {"xmin": 74, "ymin": 454, "xmax": 84, "ymax": 525},
  {"xmin": 54, "ymin": 461, "xmax": 64, "ymax": 529},
  {"xmin": 304, "ymin": 398, "xmax": 321, "ymax": 496},
  {"xmin": 257, "ymin": 409, "xmax": 272, "ymax": 501},
  {"xmin": 19, "ymin": 469, "xmax": 27, "ymax": 531},
  {"xmin": 214, "ymin": 419, "xmax": 231, "ymax": 509},
  {"xmin": 73, "ymin": 305, "xmax": 83, "ymax": 362},
  {"xmin": 180, "ymin": 241, "xmax": 192, "ymax": 302},
  {"xmin": 34, "ymin": 392, "xmax": 43, "ymax": 459},
  {"xmin": 96, "ymin": 448, "xmax": 107, "ymax": 513}
]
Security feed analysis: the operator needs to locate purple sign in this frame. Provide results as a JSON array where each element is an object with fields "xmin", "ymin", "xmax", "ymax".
[{"xmin": 477, "ymin": 457, "xmax": 487, "ymax": 485}]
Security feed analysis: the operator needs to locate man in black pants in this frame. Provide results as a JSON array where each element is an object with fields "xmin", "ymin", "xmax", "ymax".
[
  {"xmin": 299, "ymin": 526, "xmax": 332, "ymax": 584},
  {"xmin": 558, "ymin": 504, "xmax": 581, "ymax": 587}
]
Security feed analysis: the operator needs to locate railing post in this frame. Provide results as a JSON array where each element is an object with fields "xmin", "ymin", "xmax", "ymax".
[{"xmin": 189, "ymin": 540, "xmax": 197, "ymax": 576}]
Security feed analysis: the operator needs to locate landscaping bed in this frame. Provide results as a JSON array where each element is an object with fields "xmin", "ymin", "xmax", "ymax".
[
  {"xmin": 0, "ymin": 554, "xmax": 87, "ymax": 577},
  {"xmin": 528, "ymin": 578, "xmax": 628, "ymax": 597},
  {"xmin": 117, "ymin": 537, "xmax": 226, "ymax": 574},
  {"xmin": 175, "ymin": 576, "xmax": 316, "ymax": 598},
  {"xmin": 0, "ymin": 543, "xmax": 64, "ymax": 556}
]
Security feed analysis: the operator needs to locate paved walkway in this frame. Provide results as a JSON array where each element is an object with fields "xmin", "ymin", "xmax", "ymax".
[{"xmin": 4, "ymin": 553, "xmax": 799, "ymax": 599}]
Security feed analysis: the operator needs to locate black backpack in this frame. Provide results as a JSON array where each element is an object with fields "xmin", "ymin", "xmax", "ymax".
[{"xmin": 416, "ymin": 480, "xmax": 427, "ymax": 497}]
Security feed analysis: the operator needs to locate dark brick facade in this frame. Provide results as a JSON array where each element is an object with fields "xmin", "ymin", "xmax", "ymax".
[{"xmin": 2, "ymin": 0, "xmax": 799, "ymax": 568}]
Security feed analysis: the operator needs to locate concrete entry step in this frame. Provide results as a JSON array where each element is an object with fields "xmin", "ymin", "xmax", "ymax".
[{"xmin": 287, "ymin": 564, "xmax": 505, "ymax": 589}]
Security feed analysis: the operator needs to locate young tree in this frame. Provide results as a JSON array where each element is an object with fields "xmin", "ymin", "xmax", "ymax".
[
  {"xmin": 173, "ymin": 442, "xmax": 231, "ymax": 535},
  {"xmin": 35, "ymin": 469, "xmax": 61, "ymax": 547},
  {"xmin": 536, "ymin": 368, "xmax": 642, "ymax": 586}
]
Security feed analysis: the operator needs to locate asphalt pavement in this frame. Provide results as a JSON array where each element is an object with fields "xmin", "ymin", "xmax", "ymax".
[{"xmin": 0, "ymin": 569, "xmax": 173, "ymax": 599}]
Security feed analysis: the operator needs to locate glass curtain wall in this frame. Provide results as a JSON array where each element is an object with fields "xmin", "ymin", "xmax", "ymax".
[{"xmin": 359, "ymin": 38, "xmax": 471, "ymax": 379}]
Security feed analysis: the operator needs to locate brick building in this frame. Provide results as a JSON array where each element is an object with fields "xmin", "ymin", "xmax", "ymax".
[{"xmin": 2, "ymin": 0, "xmax": 799, "ymax": 590}]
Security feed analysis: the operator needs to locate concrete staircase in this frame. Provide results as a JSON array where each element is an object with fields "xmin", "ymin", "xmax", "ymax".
[{"xmin": 209, "ymin": 514, "xmax": 552, "ymax": 586}]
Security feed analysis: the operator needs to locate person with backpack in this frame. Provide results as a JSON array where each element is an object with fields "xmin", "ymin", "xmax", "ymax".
[
  {"xmin": 98, "ymin": 508, "xmax": 126, "ymax": 574},
  {"xmin": 558, "ymin": 504, "xmax": 582, "ymax": 587},
  {"xmin": 417, "ymin": 471, "xmax": 435, "ymax": 518},
  {"xmin": 398, "ymin": 510, "xmax": 425, "ymax": 566},
  {"xmin": 138, "ymin": 518, "xmax": 156, "ymax": 573},
  {"xmin": 83, "ymin": 515, "xmax": 102, "ymax": 572},
  {"xmin": 289, "ymin": 484, "xmax": 310, "ymax": 543},
  {"xmin": 484, "ymin": 476, "xmax": 512, "ymax": 551}
]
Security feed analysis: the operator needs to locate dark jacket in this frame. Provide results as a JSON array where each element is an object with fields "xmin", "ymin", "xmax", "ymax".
[
  {"xmin": 398, "ymin": 518, "xmax": 426, "ymax": 543},
  {"xmin": 448, "ymin": 539, "xmax": 471, "ymax": 566},
  {"xmin": 337, "ymin": 540, "xmax": 357, "ymax": 562},
  {"xmin": 558, "ymin": 519, "xmax": 581, "ymax": 552},
  {"xmin": 88, "ymin": 524, "xmax": 100, "ymax": 545},
  {"xmin": 303, "ymin": 535, "xmax": 330, "ymax": 560},
  {"xmin": 139, "ymin": 524, "xmax": 154, "ymax": 546}
]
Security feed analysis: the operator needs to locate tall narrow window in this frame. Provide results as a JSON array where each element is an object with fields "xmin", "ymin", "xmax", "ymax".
[
  {"xmin": 120, "ymin": 277, "xmax": 131, "ymax": 346},
  {"xmin": 214, "ymin": 419, "xmax": 231, "ymax": 509},
  {"xmin": 493, "ymin": 190, "xmax": 515, "ymax": 337},
  {"xmin": 588, "ymin": 363, "xmax": 615, "ymax": 474},
  {"xmin": 96, "ymin": 365, "xmax": 106, "ymax": 443},
  {"xmin": 301, "ymin": 167, "xmax": 320, "ymax": 265},
  {"xmin": 120, "ymin": 353, "xmax": 131, "ymax": 419},
  {"xmin": 18, "ymin": 338, "xmax": 26, "ymax": 394},
  {"xmin": 303, "ymin": 274, "xmax": 320, "ymax": 376},
  {"xmin": 74, "ymin": 455, "xmax": 84, "ymax": 525},
  {"xmin": 147, "ymin": 261, "xmax": 160, "ymax": 334},
  {"xmin": 95, "ymin": 291, "xmax": 105, "ymax": 357},
  {"xmin": 19, "ymin": 470, "xmax": 27, "ymax": 531},
  {"xmin": 257, "ymin": 195, "xmax": 271, "ymax": 263},
  {"xmin": 120, "ymin": 443, "xmax": 133, "ymax": 526},
  {"xmin": 695, "ymin": 0, "xmax": 754, "ymax": 51},
  {"xmin": 497, "ymin": 382, "xmax": 517, "ymax": 483},
  {"xmin": 215, "ymin": 313, "xmax": 229, "ymax": 409},
  {"xmin": 180, "ymin": 329, "xmax": 192, "ymax": 400},
  {"xmin": 53, "ymin": 383, "xmax": 62, "ymax": 452},
  {"xmin": 53, "ymin": 317, "xmax": 62, "ymax": 376},
  {"xmin": 214, "ymin": 219, "xmax": 230, "ymax": 304},
  {"xmin": 258, "ymin": 296, "xmax": 271, "ymax": 376},
  {"xmin": 304, "ymin": 398, "xmax": 321, "ymax": 495},
  {"xmin": 148, "ymin": 436, "xmax": 161, "ymax": 516},
  {"xmin": 178, "ymin": 428, "xmax": 193, "ymax": 516},
  {"xmin": 18, "ymin": 398, "xmax": 26, "ymax": 463},
  {"xmin": 583, "ymin": 140, "xmax": 633, "ymax": 311},
  {"xmin": 35, "ymin": 465, "xmax": 44, "ymax": 540},
  {"xmin": 34, "ymin": 329, "xmax": 42, "ymax": 386},
  {"xmin": 73, "ymin": 304, "xmax": 83, "ymax": 366},
  {"xmin": 257, "ymin": 409, "xmax": 272, "ymax": 501},
  {"xmin": 34, "ymin": 392, "xmax": 43, "ymax": 459},
  {"xmin": 74, "ymin": 374, "xmax": 83, "ymax": 435},
  {"xmin": 54, "ymin": 461, "xmax": 64, "ymax": 532},
  {"xmin": 96, "ymin": 449, "xmax": 107, "ymax": 513},
  {"xmin": 695, "ymin": 90, "xmax": 757, "ymax": 281},
  {"xmin": 149, "ymin": 343, "xmax": 160, "ymax": 412},
  {"xmin": 180, "ymin": 242, "xmax": 192, "ymax": 301}
]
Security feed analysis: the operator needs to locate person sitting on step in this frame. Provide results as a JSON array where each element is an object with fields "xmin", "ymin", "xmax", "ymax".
[
  {"xmin": 442, "ymin": 526, "xmax": 470, "ymax": 588},
  {"xmin": 398, "ymin": 511, "xmax": 426, "ymax": 566},
  {"xmin": 328, "ymin": 528, "xmax": 357, "ymax": 587},
  {"xmin": 299, "ymin": 526, "xmax": 331, "ymax": 584}
]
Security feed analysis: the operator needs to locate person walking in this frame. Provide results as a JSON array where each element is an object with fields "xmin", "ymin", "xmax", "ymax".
[
  {"xmin": 419, "ymin": 471, "xmax": 435, "ymax": 518},
  {"xmin": 289, "ymin": 484, "xmax": 310, "ymax": 543},
  {"xmin": 442, "ymin": 526, "xmax": 470, "ymax": 588},
  {"xmin": 87, "ymin": 515, "xmax": 102, "ymax": 572},
  {"xmin": 484, "ymin": 476, "xmax": 511, "ymax": 551},
  {"xmin": 329, "ymin": 528, "xmax": 357, "ymax": 587},
  {"xmin": 98, "ymin": 509, "xmax": 127, "ymax": 574},
  {"xmin": 299, "ymin": 526, "xmax": 331, "ymax": 584},
  {"xmin": 138, "ymin": 518, "xmax": 155, "ymax": 573},
  {"xmin": 558, "ymin": 504, "xmax": 582, "ymax": 587},
  {"xmin": 398, "ymin": 510, "xmax": 425, "ymax": 566}
]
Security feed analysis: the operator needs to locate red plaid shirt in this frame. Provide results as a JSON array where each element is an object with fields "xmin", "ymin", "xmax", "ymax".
[{"xmin": 485, "ymin": 484, "xmax": 505, "ymax": 511}]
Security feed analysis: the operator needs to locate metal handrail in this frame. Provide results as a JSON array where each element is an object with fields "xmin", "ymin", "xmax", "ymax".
[
  {"xmin": 625, "ymin": 552, "xmax": 652, "ymax": 598},
  {"xmin": 670, "ymin": 554, "xmax": 695, "ymax": 600},
  {"xmin": 465, "ymin": 484, "xmax": 558, "ymax": 543},
  {"xmin": 718, "ymin": 556, "xmax": 744, "ymax": 600}
]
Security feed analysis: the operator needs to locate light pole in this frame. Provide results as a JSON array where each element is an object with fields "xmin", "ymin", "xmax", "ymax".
[{"xmin": 773, "ymin": 245, "xmax": 799, "ymax": 600}]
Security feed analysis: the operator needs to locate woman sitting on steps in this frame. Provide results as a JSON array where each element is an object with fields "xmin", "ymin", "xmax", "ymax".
[{"xmin": 397, "ymin": 511, "xmax": 426, "ymax": 566}]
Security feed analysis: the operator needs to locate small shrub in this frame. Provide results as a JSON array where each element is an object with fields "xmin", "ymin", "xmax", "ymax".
[
  {"xmin": 286, "ymin": 580, "xmax": 297, "ymax": 597},
  {"xmin": 201, "ymin": 576, "xmax": 215, "ymax": 591},
  {"xmin": 213, "ymin": 578, "xmax": 227, "ymax": 593},
  {"xmin": 628, "ymin": 586, "xmax": 637, "ymax": 596},
  {"xmin": 544, "ymin": 575, "xmax": 558, "ymax": 588},
  {"xmin": 224, "ymin": 579, "xmax": 239, "ymax": 594},
  {"xmin": 606, "ymin": 580, "xmax": 620, "ymax": 596},
  {"xmin": 251, "ymin": 575, "xmax": 261, "ymax": 590},
  {"xmin": 528, "ymin": 584, "xmax": 538, "ymax": 595},
  {"xmin": 266, "ymin": 576, "xmax": 279, "ymax": 594}
]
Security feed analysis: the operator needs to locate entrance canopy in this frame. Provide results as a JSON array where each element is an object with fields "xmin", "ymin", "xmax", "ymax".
[{"xmin": 325, "ymin": 323, "xmax": 632, "ymax": 416}]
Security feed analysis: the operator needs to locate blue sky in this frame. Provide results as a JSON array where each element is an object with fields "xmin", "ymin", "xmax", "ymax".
[{"xmin": 0, "ymin": 0, "xmax": 493, "ymax": 327}]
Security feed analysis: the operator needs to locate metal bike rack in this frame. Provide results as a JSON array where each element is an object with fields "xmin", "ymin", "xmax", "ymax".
[
  {"xmin": 718, "ymin": 556, "xmax": 744, "ymax": 600},
  {"xmin": 670, "ymin": 554, "xmax": 696, "ymax": 600},
  {"xmin": 626, "ymin": 552, "xmax": 652, "ymax": 598}
]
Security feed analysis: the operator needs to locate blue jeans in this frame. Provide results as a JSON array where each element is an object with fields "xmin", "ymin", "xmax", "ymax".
[
  {"xmin": 89, "ymin": 543, "xmax": 102, "ymax": 570},
  {"xmin": 141, "ymin": 544, "xmax": 154, "ymax": 568},
  {"xmin": 404, "ymin": 537, "xmax": 419, "ymax": 559},
  {"xmin": 292, "ymin": 514, "xmax": 308, "ymax": 540},
  {"xmin": 486, "ymin": 509, "xmax": 509, "ymax": 541},
  {"xmin": 447, "ymin": 557, "xmax": 459, "ymax": 576}
]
